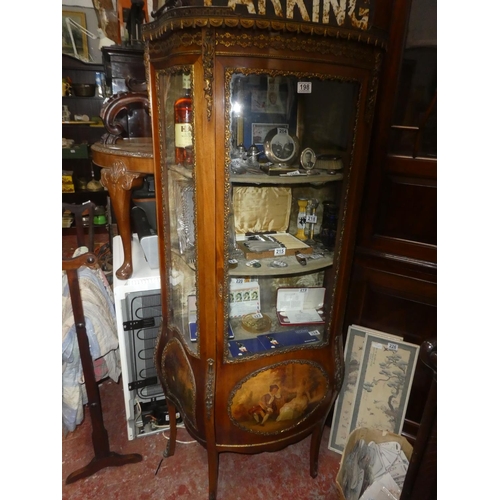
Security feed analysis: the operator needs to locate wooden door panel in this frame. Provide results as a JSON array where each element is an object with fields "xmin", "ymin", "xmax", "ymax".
[{"xmin": 375, "ymin": 174, "xmax": 436, "ymax": 245}]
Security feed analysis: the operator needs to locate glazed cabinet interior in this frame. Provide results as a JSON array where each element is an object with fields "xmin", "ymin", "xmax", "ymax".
[
  {"xmin": 157, "ymin": 67, "xmax": 360, "ymax": 356},
  {"xmin": 144, "ymin": 6, "xmax": 388, "ymax": 498}
]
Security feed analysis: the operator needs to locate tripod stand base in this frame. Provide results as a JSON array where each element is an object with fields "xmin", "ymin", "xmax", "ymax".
[{"xmin": 66, "ymin": 452, "xmax": 143, "ymax": 484}]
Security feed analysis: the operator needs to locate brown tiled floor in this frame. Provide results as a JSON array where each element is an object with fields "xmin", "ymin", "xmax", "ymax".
[{"xmin": 62, "ymin": 379, "xmax": 343, "ymax": 499}]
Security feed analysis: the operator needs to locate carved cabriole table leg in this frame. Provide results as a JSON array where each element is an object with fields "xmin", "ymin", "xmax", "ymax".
[
  {"xmin": 100, "ymin": 160, "xmax": 144, "ymax": 280},
  {"xmin": 91, "ymin": 138, "xmax": 154, "ymax": 281}
]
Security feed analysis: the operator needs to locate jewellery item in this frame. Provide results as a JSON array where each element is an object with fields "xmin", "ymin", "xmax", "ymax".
[
  {"xmin": 245, "ymin": 260, "xmax": 262, "ymax": 268},
  {"xmin": 264, "ymin": 335, "xmax": 281, "ymax": 348},
  {"xmin": 308, "ymin": 252, "xmax": 325, "ymax": 260},
  {"xmin": 244, "ymin": 240, "xmax": 281, "ymax": 252},
  {"xmin": 269, "ymin": 260, "xmax": 288, "ymax": 268},
  {"xmin": 295, "ymin": 251, "xmax": 307, "ymax": 266},
  {"xmin": 235, "ymin": 341, "xmax": 249, "ymax": 356}
]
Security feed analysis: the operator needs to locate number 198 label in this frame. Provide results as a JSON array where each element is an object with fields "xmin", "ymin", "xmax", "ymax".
[{"xmin": 297, "ymin": 82, "xmax": 312, "ymax": 93}]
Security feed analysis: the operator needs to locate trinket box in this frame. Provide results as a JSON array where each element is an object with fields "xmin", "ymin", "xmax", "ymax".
[
  {"xmin": 276, "ymin": 287, "xmax": 326, "ymax": 326},
  {"xmin": 233, "ymin": 186, "xmax": 312, "ymax": 259}
]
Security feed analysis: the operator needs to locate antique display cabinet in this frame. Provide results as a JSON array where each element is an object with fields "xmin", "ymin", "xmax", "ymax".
[{"xmin": 143, "ymin": 2, "xmax": 391, "ymax": 498}]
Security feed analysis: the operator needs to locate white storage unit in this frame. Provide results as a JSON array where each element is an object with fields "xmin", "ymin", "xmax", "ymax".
[{"xmin": 113, "ymin": 234, "xmax": 168, "ymax": 440}]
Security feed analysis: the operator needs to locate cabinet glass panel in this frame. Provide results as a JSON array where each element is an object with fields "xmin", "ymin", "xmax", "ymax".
[
  {"xmin": 225, "ymin": 70, "xmax": 359, "ymax": 361},
  {"xmin": 388, "ymin": 0, "xmax": 437, "ymax": 158},
  {"xmin": 158, "ymin": 67, "xmax": 198, "ymax": 355}
]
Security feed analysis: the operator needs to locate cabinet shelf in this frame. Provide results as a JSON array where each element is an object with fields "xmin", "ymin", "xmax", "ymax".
[
  {"xmin": 228, "ymin": 252, "xmax": 333, "ymax": 276},
  {"xmin": 230, "ymin": 171, "xmax": 343, "ymax": 185},
  {"xmin": 62, "ymin": 54, "xmax": 104, "ymax": 72},
  {"xmin": 62, "ymin": 54, "xmax": 107, "ymax": 232},
  {"xmin": 62, "ymin": 122, "xmax": 104, "ymax": 128},
  {"xmin": 168, "ymin": 164, "xmax": 342, "ymax": 185},
  {"xmin": 173, "ymin": 250, "xmax": 334, "ymax": 276}
]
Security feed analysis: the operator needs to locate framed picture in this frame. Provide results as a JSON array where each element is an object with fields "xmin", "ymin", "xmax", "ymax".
[
  {"xmin": 263, "ymin": 127, "xmax": 299, "ymax": 165},
  {"xmin": 231, "ymin": 72, "xmax": 297, "ymax": 149},
  {"xmin": 62, "ymin": 10, "xmax": 89, "ymax": 61},
  {"xmin": 328, "ymin": 325, "xmax": 419, "ymax": 454},
  {"xmin": 300, "ymin": 148, "xmax": 316, "ymax": 170},
  {"xmin": 248, "ymin": 77, "xmax": 287, "ymax": 114}
]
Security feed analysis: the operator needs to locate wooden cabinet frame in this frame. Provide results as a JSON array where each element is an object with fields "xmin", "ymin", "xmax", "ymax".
[{"xmin": 143, "ymin": 5, "xmax": 392, "ymax": 499}]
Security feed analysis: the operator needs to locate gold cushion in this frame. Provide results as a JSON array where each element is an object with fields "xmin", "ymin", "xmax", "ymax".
[{"xmin": 233, "ymin": 186, "xmax": 291, "ymax": 234}]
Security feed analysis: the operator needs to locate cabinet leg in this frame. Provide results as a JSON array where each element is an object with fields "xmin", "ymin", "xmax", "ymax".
[
  {"xmin": 167, "ymin": 402, "xmax": 178, "ymax": 457},
  {"xmin": 309, "ymin": 422, "xmax": 324, "ymax": 478},
  {"xmin": 154, "ymin": 402, "xmax": 179, "ymax": 477},
  {"xmin": 207, "ymin": 448, "xmax": 219, "ymax": 500}
]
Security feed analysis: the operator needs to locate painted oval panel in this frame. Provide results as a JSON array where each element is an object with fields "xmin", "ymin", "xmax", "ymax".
[
  {"xmin": 162, "ymin": 338, "xmax": 197, "ymax": 430},
  {"xmin": 229, "ymin": 360, "xmax": 329, "ymax": 434}
]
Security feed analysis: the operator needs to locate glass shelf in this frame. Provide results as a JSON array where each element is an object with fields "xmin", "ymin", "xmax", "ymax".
[
  {"xmin": 230, "ymin": 171, "xmax": 343, "ymax": 185},
  {"xmin": 228, "ymin": 251, "xmax": 334, "ymax": 277}
]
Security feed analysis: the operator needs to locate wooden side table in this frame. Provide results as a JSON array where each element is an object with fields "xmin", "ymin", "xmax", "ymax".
[{"xmin": 91, "ymin": 138, "xmax": 153, "ymax": 280}]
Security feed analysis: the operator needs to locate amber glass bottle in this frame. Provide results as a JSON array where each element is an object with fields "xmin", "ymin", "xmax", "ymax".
[{"xmin": 174, "ymin": 73, "xmax": 193, "ymax": 167}]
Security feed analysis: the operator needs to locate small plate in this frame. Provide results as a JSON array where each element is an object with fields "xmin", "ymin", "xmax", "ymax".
[{"xmin": 241, "ymin": 313, "xmax": 272, "ymax": 334}]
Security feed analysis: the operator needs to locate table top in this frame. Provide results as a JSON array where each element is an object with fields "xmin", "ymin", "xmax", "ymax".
[
  {"xmin": 91, "ymin": 138, "xmax": 153, "ymax": 158},
  {"xmin": 91, "ymin": 138, "xmax": 154, "ymax": 174}
]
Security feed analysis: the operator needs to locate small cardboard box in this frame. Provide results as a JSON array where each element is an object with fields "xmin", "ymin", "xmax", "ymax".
[
  {"xmin": 335, "ymin": 427, "xmax": 413, "ymax": 500},
  {"xmin": 276, "ymin": 287, "xmax": 325, "ymax": 325},
  {"xmin": 236, "ymin": 233, "xmax": 312, "ymax": 260},
  {"xmin": 229, "ymin": 279, "xmax": 260, "ymax": 318}
]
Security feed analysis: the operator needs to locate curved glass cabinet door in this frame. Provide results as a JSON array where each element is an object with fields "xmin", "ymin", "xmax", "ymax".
[
  {"xmin": 224, "ymin": 70, "xmax": 360, "ymax": 361},
  {"xmin": 158, "ymin": 66, "xmax": 199, "ymax": 355}
]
